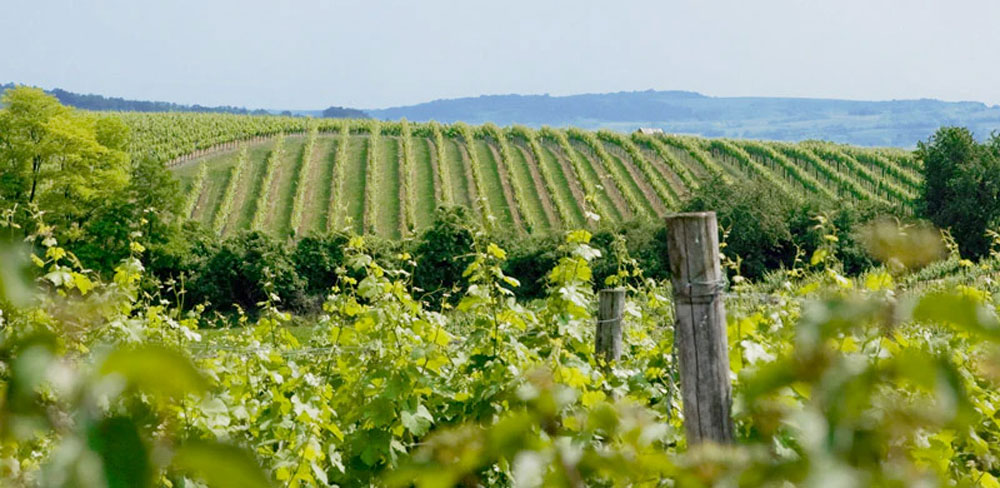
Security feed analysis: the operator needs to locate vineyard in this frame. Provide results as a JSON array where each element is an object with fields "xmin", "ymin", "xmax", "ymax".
[{"xmin": 117, "ymin": 113, "xmax": 921, "ymax": 238}]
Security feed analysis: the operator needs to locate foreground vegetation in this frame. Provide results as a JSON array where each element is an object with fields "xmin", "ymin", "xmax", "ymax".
[{"xmin": 3, "ymin": 210, "xmax": 1000, "ymax": 486}]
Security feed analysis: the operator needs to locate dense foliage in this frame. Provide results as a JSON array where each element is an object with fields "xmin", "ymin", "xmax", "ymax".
[
  {"xmin": 4, "ymin": 208, "xmax": 1000, "ymax": 486},
  {"xmin": 917, "ymin": 127, "xmax": 1000, "ymax": 259}
]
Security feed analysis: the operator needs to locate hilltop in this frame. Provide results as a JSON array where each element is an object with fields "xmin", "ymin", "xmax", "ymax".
[{"xmin": 367, "ymin": 90, "xmax": 1000, "ymax": 147}]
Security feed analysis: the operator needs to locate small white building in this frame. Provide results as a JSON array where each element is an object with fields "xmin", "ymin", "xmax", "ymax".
[{"xmin": 636, "ymin": 127, "xmax": 664, "ymax": 135}]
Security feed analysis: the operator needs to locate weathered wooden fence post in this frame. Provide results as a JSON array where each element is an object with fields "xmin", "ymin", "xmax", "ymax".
[
  {"xmin": 595, "ymin": 288, "xmax": 625, "ymax": 362},
  {"xmin": 665, "ymin": 212, "xmax": 734, "ymax": 444}
]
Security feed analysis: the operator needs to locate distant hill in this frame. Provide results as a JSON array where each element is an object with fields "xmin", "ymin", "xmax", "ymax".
[
  {"xmin": 367, "ymin": 90, "xmax": 1000, "ymax": 147},
  {"xmin": 0, "ymin": 83, "xmax": 369, "ymax": 119}
]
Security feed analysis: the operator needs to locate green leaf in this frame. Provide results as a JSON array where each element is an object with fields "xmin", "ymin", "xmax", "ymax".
[
  {"xmin": 913, "ymin": 292, "xmax": 1000, "ymax": 340},
  {"xmin": 100, "ymin": 346, "xmax": 209, "ymax": 399},
  {"xmin": 401, "ymin": 404, "xmax": 433, "ymax": 436},
  {"xmin": 172, "ymin": 441, "xmax": 272, "ymax": 488},
  {"xmin": 87, "ymin": 416, "xmax": 151, "ymax": 488}
]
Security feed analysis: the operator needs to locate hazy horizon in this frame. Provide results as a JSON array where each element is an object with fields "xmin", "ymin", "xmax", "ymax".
[{"xmin": 4, "ymin": 0, "xmax": 999, "ymax": 109}]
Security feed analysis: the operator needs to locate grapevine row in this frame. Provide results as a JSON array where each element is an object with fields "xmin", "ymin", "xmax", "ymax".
[
  {"xmin": 568, "ymin": 128, "xmax": 651, "ymax": 218},
  {"xmin": 250, "ymin": 132, "xmax": 285, "ymax": 231},
  {"xmin": 630, "ymin": 132, "xmax": 699, "ymax": 191},
  {"xmin": 328, "ymin": 123, "xmax": 351, "ymax": 231},
  {"xmin": 705, "ymin": 139, "xmax": 795, "ymax": 198},
  {"xmin": 184, "ymin": 163, "xmax": 208, "ymax": 218},
  {"xmin": 363, "ymin": 121, "xmax": 381, "ymax": 235},
  {"xmin": 289, "ymin": 126, "xmax": 318, "ymax": 234},
  {"xmin": 429, "ymin": 122, "xmax": 453, "ymax": 206},
  {"xmin": 773, "ymin": 143, "xmax": 873, "ymax": 201},
  {"xmin": 482, "ymin": 124, "xmax": 540, "ymax": 231},
  {"xmin": 806, "ymin": 143, "xmax": 911, "ymax": 204},
  {"xmin": 212, "ymin": 144, "xmax": 249, "ymax": 235},
  {"xmin": 737, "ymin": 140, "xmax": 836, "ymax": 200},
  {"xmin": 399, "ymin": 120, "xmax": 417, "ymax": 235},
  {"xmin": 453, "ymin": 122, "xmax": 492, "ymax": 225},
  {"xmin": 659, "ymin": 134, "xmax": 731, "ymax": 183},
  {"xmin": 598, "ymin": 130, "xmax": 678, "ymax": 209},
  {"xmin": 508, "ymin": 125, "xmax": 579, "ymax": 229},
  {"xmin": 539, "ymin": 127, "xmax": 612, "ymax": 222}
]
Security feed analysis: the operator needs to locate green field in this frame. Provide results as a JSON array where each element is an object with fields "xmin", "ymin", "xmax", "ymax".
[{"xmin": 153, "ymin": 115, "xmax": 920, "ymax": 239}]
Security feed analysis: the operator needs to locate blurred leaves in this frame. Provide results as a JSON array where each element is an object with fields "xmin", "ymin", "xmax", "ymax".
[{"xmin": 172, "ymin": 441, "xmax": 272, "ymax": 488}]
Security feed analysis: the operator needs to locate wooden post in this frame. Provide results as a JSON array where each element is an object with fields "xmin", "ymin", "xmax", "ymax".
[
  {"xmin": 595, "ymin": 288, "xmax": 625, "ymax": 362},
  {"xmin": 665, "ymin": 212, "xmax": 734, "ymax": 444}
]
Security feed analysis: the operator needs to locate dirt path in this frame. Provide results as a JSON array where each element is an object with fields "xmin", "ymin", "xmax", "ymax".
[{"xmin": 513, "ymin": 144, "xmax": 560, "ymax": 229}]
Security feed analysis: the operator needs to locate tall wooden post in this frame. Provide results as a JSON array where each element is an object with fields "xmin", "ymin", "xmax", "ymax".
[
  {"xmin": 665, "ymin": 212, "xmax": 734, "ymax": 444},
  {"xmin": 595, "ymin": 288, "xmax": 625, "ymax": 362}
]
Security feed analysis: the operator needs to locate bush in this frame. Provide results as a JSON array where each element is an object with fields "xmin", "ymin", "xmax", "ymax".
[
  {"xmin": 292, "ymin": 232, "xmax": 350, "ymax": 295},
  {"xmin": 411, "ymin": 206, "xmax": 477, "ymax": 307},
  {"xmin": 188, "ymin": 231, "xmax": 305, "ymax": 313}
]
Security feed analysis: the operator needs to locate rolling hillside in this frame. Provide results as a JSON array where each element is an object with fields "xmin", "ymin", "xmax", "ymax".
[{"xmin": 126, "ymin": 112, "xmax": 921, "ymax": 240}]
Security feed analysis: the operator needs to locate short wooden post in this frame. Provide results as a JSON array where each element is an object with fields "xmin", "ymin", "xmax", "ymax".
[
  {"xmin": 595, "ymin": 288, "xmax": 625, "ymax": 362},
  {"xmin": 665, "ymin": 212, "xmax": 734, "ymax": 444}
]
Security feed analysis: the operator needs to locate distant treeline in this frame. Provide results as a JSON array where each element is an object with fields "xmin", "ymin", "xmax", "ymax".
[{"xmin": 0, "ymin": 82, "xmax": 370, "ymax": 118}]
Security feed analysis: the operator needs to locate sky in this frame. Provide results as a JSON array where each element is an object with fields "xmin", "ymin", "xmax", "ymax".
[{"xmin": 3, "ymin": 0, "xmax": 999, "ymax": 110}]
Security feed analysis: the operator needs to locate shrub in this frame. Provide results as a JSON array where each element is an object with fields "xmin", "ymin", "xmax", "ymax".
[
  {"xmin": 411, "ymin": 206, "xmax": 477, "ymax": 307},
  {"xmin": 188, "ymin": 231, "xmax": 305, "ymax": 314},
  {"xmin": 292, "ymin": 232, "xmax": 350, "ymax": 296}
]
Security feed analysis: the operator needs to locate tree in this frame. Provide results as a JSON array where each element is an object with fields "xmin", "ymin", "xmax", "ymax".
[
  {"xmin": 917, "ymin": 127, "xmax": 1000, "ymax": 258},
  {"xmin": 0, "ymin": 86, "xmax": 129, "ymax": 229}
]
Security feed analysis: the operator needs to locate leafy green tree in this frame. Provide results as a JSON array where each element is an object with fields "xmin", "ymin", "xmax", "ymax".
[
  {"xmin": 683, "ymin": 176, "xmax": 797, "ymax": 278},
  {"xmin": 917, "ymin": 127, "xmax": 1000, "ymax": 258},
  {"xmin": 0, "ymin": 86, "xmax": 129, "ymax": 228}
]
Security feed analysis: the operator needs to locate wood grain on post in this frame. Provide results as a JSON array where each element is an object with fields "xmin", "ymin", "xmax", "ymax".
[
  {"xmin": 665, "ymin": 212, "xmax": 734, "ymax": 444},
  {"xmin": 595, "ymin": 288, "xmax": 625, "ymax": 363}
]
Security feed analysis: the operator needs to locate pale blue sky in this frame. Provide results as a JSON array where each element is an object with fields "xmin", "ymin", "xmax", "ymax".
[{"xmin": 3, "ymin": 0, "xmax": 998, "ymax": 109}]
